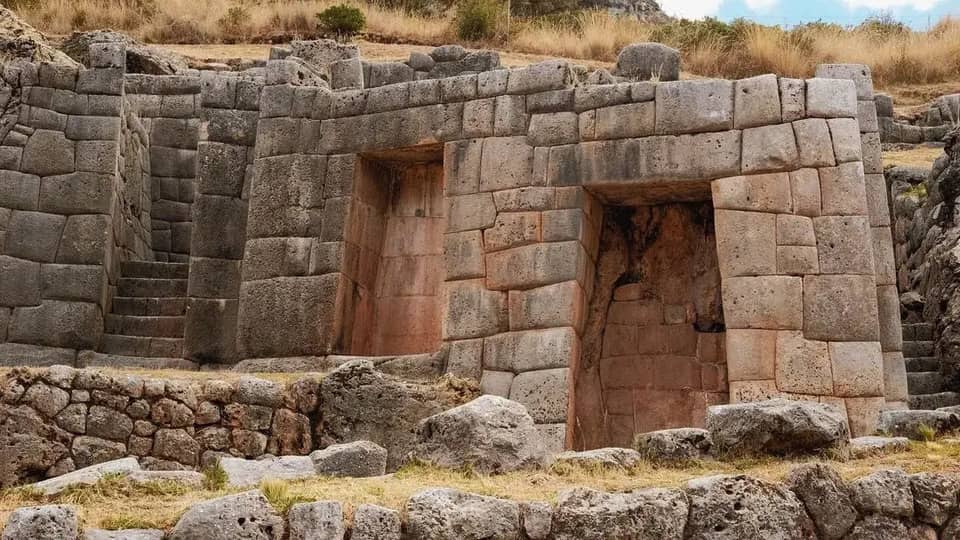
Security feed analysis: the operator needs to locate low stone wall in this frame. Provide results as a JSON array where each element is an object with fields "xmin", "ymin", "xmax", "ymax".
[
  {"xmin": 7, "ymin": 464, "xmax": 960, "ymax": 539},
  {"xmin": 876, "ymin": 92, "xmax": 954, "ymax": 144},
  {"xmin": 0, "ymin": 361, "xmax": 467, "ymax": 487}
]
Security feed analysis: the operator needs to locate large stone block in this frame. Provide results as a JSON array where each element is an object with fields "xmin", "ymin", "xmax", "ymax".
[
  {"xmin": 483, "ymin": 327, "xmax": 578, "ymax": 372},
  {"xmin": 813, "ymin": 216, "xmax": 874, "ymax": 275},
  {"xmin": 0, "ymin": 171, "xmax": 39, "ymax": 211},
  {"xmin": 191, "ymin": 195, "xmax": 247, "ymax": 260},
  {"xmin": 484, "ymin": 212, "xmax": 540, "ymax": 253},
  {"xmin": 444, "ymin": 139, "xmax": 482, "ymax": 196},
  {"xmin": 777, "ymin": 246, "xmax": 819, "ymax": 275},
  {"xmin": 592, "ymin": 102, "xmax": 654, "ymax": 139},
  {"xmin": 857, "ymin": 101, "xmax": 879, "ymax": 133},
  {"xmin": 789, "ymin": 169, "xmax": 822, "ymax": 217},
  {"xmin": 205, "ymin": 110, "xmax": 258, "ymax": 147},
  {"xmin": 819, "ymin": 162, "xmax": 867, "ymax": 216},
  {"xmin": 827, "ymin": 118, "xmax": 862, "ymax": 163},
  {"xmin": 882, "ymin": 351, "xmax": 908, "ymax": 402},
  {"xmin": 4, "ymin": 211, "xmax": 66, "ymax": 263},
  {"xmin": 871, "ymin": 227, "xmax": 896, "ymax": 286},
  {"xmin": 442, "ymin": 279, "xmax": 507, "ymax": 340},
  {"xmin": 803, "ymin": 275, "xmax": 879, "ymax": 341},
  {"xmin": 9, "ymin": 300, "xmax": 102, "ymax": 349},
  {"xmin": 65, "ymin": 115, "xmax": 121, "ymax": 141},
  {"xmin": 240, "ymin": 238, "xmax": 311, "ymax": 282},
  {"xmin": 75, "ymin": 141, "xmax": 118, "ymax": 174},
  {"xmin": 462, "ymin": 98, "xmax": 494, "ymax": 138},
  {"xmin": 493, "ymin": 95, "xmax": 526, "ymax": 137},
  {"xmin": 39, "ymin": 172, "xmax": 112, "ymax": 215},
  {"xmin": 721, "ymin": 276, "xmax": 802, "ymax": 330},
  {"xmin": 742, "ymin": 124, "xmax": 799, "ymax": 173},
  {"xmin": 196, "ymin": 143, "xmax": 247, "ymax": 198},
  {"xmin": 21, "ymin": 130, "xmax": 74, "ymax": 177},
  {"xmin": 711, "ymin": 173, "xmax": 791, "ymax": 213},
  {"xmin": 507, "ymin": 60, "xmax": 574, "ymax": 95},
  {"xmin": 444, "ymin": 231, "xmax": 485, "ymax": 280},
  {"xmin": 508, "ymin": 281, "xmax": 583, "ymax": 332},
  {"xmin": 237, "ymin": 274, "xmax": 340, "ymax": 358},
  {"xmin": 864, "ymin": 174, "xmax": 890, "ymax": 227},
  {"xmin": 655, "ymin": 79, "xmax": 733, "ymax": 135},
  {"xmin": 830, "ymin": 341, "xmax": 884, "ymax": 397},
  {"xmin": 725, "ymin": 328, "xmax": 776, "ymax": 381},
  {"xmin": 0, "ymin": 255, "xmax": 40, "ymax": 306},
  {"xmin": 479, "ymin": 137, "xmax": 533, "ymax": 192},
  {"xmin": 509, "ymin": 368, "xmax": 568, "ymax": 423},
  {"xmin": 188, "ymin": 257, "xmax": 242, "ymax": 298},
  {"xmin": 184, "ymin": 298, "xmax": 238, "ymax": 364},
  {"xmin": 485, "ymin": 241, "xmax": 585, "ymax": 291},
  {"xmin": 845, "ymin": 396, "xmax": 884, "ymax": 437},
  {"xmin": 614, "ymin": 42, "xmax": 681, "ymax": 81},
  {"xmin": 815, "ymin": 64, "xmax": 874, "ymax": 100},
  {"xmin": 527, "ymin": 113, "xmax": 578, "ymax": 147},
  {"xmin": 714, "ymin": 209, "xmax": 776, "ymax": 277},
  {"xmin": 792, "ymin": 119, "xmax": 836, "ymax": 167},
  {"xmin": 775, "ymin": 331, "xmax": 832, "ymax": 395},
  {"xmin": 779, "ymin": 78, "xmax": 805, "ymax": 122},
  {"xmin": 734, "ymin": 74, "xmax": 781, "ymax": 129},
  {"xmin": 40, "ymin": 264, "xmax": 105, "ymax": 303},
  {"xmin": 806, "ymin": 78, "xmax": 858, "ymax": 118},
  {"xmin": 150, "ymin": 146, "xmax": 196, "ymax": 178},
  {"xmin": 876, "ymin": 284, "xmax": 902, "ymax": 352}
]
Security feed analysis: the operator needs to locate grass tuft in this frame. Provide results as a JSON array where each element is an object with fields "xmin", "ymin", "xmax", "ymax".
[
  {"xmin": 201, "ymin": 462, "xmax": 228, "ymax": 491},
  {"xmin": 260, "ymin": 478, "xmax": 311, "ymax": 514}
]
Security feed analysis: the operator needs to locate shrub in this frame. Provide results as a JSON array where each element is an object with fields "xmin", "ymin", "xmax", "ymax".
[
  {"xmin": 317, "ymin": 4, "xmax": 366, "ymax": 40},
  {"xmin": 455, "ymin": 0, "xmax": 504, "ymax": 41},
  {"xmin": 857, "ymin": 12, "xmax": 909, "ymax": 40},
  {"xmin": 218, "ymin": 5, "xmax": 252, "ymax": 40}
]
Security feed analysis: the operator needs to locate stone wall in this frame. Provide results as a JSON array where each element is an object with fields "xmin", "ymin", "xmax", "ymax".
[
  {"xmin": 877, "ymin": 92, "xmax": 955, "ymax": 144},
  {"xmin": 123, "ymin": 73, "xmax": 201, "ymax": 262}
]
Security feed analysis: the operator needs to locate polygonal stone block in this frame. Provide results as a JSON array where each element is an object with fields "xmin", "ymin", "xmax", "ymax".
[
  {"xmin": 777, "ymin": 246, "xmax": 819, "ymax": 275},
  {"xmin": 714, "ymin": 209, "xmax": 776, "ymax": 277},
  {"xmin": 0, "ymin": 255, "xmax": 40, "ymax": 306},
  {"xmin": 827, "ymin": 118, "xmax": 862, "ymax": 164},
  {"xmin": 857, "ymin": 101, "xmax": 879, "ymax": 133},
  {"xmin": 446, "ymin": 193, "xmax": 496, "ymax": 233},
  {"xmin": 4, "ymin": 211, "xmax": 65, "ymax": 263},
  {"xmin": 527, "ymin": 112, "xmax": 579, "ymax": 146},
  {"xmin": 75, "ymin": 141, "xmax": 118, "ymax": 174},
  {"xmin": 721, "ymin": 276, "xmax": 803, "ymax": 330},
  {"xmin": 444, "ymin": 139, "xmax": 482, "ymax": 196},
  {"xmin": 484, "ymin": 212, "xmax": 540, "ymax": 253},
  {"xmin": 860, "ymin": 133, "xmax": 882, "ymax": 174},
  {"xmin": 493, "ymin": 95, "xmax": 527, "ymax": 136},
  {"xmin": 871, "ymin": 227, "xmax": 896, "ymax": 286},
  {"xmin": 508, "ymin": 281, "xmax": 583, "ymax": 332},
  {"xmin": 655, "ymin": 79, "xmax": 734, "ymax": 135},
  {"xmin": 21, "ymin": 130, "xmax": 74, "ymax": 177},
  {"xmin": 480, "ymin": 370, "xmax": 514, "ymax": 397},
  {"xmin": 0, "ymin": 170, "xmax": 40, "ymax": 211},
  {"xmin": 9, "ymin": 300, "xmax": 102, "ymax": 349},
  {"xmin": 792, "ymin": 119, "xmax": 836, "ymax": 167},
  {"xmin": 776, "ymin": 331, "xmax": 832, "ymax": 395},
  {"xmin": 594, "ymin": 102, "xmax": 655, "ymax": 139},
  {"xmin": 734, "ymin": 74, "xmax": 781, "ymax": 129},
  {"xmin": 830, "ymin": 341, "xmax": 883, "ymax": 397},
  {"xmin": 483, "ymin": 326, "xmax": 579, "ymax": 372},
  {"xmin": 806, "ymin": 78, "xmax": 858, "ymax": 118},
  {"xmin": 729, "ymin": 379, "xmax": 778, "ymax": 403},
  {"xmin": 442, "ymin": 279, "xmax": 507, "ymax": 340},
  {"xmin": 509, "ymin": 368, "xmax": 569, "ymax": 423},
  {"xmin": 444, "ymin": 231, "xmax": 485, "ymax": 280},
  {"xmin": 39, "ymin": 172, "xmax": 112, "ymax": 215},
  {"xmin": 815, "ymin": 64, "xmax": 874, "ymax": 100},
  {"xmin": 711, "ymin": 173, "xmax": 791, "ymax": 213},
  {"xmin": 446, "ymin": 339, "xmax": 483, "ymax": 380},
  {"xmin": 779, "ymin": 78, "xmax": 805, "ymax": 122},
  {"xmin": 485, "ymin": 241, "xmax": 585, "ymax": 291},
  {"xmin": 725, "ymin": 328, "xmax": 776, "ymax": 381},
  {"xmin": 742, "ymin": 124, "xmax": 799, "ymax": 174},
  {"xmin": 56, "ymin": 214, "xmax": 110, "ymax": 265},
  {"xmin": 814, "ymin": 216, "xmax": 874, "ymax": 275},
  {"xmin": 789, "ymin": 169, "xmax": 822, "ymax": 217},
  {"xmin": 777, "ymin": 215, "xmax": 816, "ymax": 246},
  {"xmin": 191, "ymin": 195, "xmax": 248, "ymax": 260},
  {"xmin": 89, "ymin": 42, "xmax": 125, "ymax": 69},
  {"xmin": 876, "ymin": 284, "xmax": 903, "ymax": 353},
  {"xmin": 844, "ymin": 396, "xmax": 884, "ymax": 437},
  {"xmin": 882, "ymin": 351, "xmax": 908, "ymax": 402},
  {"xmin": 803, "ymin": 275, "xmax": 880, "ymax": 341},
  {"xmin": 479, "ymin": 137, "xmax": 534, "ymax": 192},
  {"xmin": 819, "ymin": 161, "xmax": 867, "ymax": 216},
  {"xmin": 197, "ymin": 142, "xmax": 248, "ymax": 198},
  {"xmin": 864, "ymin": 174, "xmax": 890, "ymax": 228},
  {"xmin": 507, "ymin": 60, "xmax": 574, "ymax": 95},
  {"xmin": 462, "ymin": 98, "xmax": 495, "ymax": 138}
]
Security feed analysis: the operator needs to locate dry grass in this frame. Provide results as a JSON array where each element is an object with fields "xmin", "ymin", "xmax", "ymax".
[
  {"xmin": 883, "ymin": 145, "xmax": 946, "ymax": 168},
  {"xmin": 10, "ymin": 1, "xmax": 960, "ymax": 88},
  {"xmin": 1, "ymin": 441, "xmax": 959, "ymax": 530}
]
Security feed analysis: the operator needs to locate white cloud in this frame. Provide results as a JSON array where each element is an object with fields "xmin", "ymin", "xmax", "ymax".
[
  {"xmin": 841, "ymin": 0, "xmax": 943, "ymax": 10},
  {"xmin": 745, "ymin": 0, "xmax": 779, "ymax": 11},
  {"xmin": 657, "ymin": 0, "xmax": 724, "ymax": 19}
]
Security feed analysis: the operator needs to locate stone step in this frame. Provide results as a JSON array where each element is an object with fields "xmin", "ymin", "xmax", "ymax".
[
  {"xmin": 905, "ymin": 356, "xmax": 939, "ymax": 373},
  {"xmin": 903, "ymin": 340, "xmax": 935, "ymax": 358},
  {"xmin": 100, "ymin": 334, "xmax": 183, "ymax": 358},
  {"xmin": 908, "ymin": 391, "xmax": 960, "ymax": 410},
  {"xmin": 902, "ymin": 323, "xmax": 935, "ymax": 341},
  {"xmin": 111, "ymin": 297, "xmax": 187, "ymax": 317},
  {"xmin": 78, "ymin": 351, "xmax": 197, "ymax": 370},
  {"xmin": 120, "ymin": 261, "xmax": 189, "ymax": 280},
  {"xmin": 117, "ymin": 277, "xmax": 187, "ymax": 298},
  {"xmin": 907, "ymin": 371, "xmax": 945, "ymax": 395},
  {"xmin": 104, "ymin": 315, "xmax": 185, "ymax": 338}
]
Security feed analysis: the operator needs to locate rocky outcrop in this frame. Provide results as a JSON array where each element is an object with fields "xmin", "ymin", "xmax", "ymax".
[
  {"xmin": 706, "ymin": 399, "xmax": 850, "ymax": 456},
  {"xmin": 0, "ymin": 7, "xmax": 78, "ymax": 66},
  {"xmin": 407, "ymin": 395, "xmax": 548, "ymax": 474},
  {"xmin": 168, "ymin": 490, "xmax": 284, "ymax": 540},
  {"xmin": 61, "ymin": 30, "xmax": 189, "ymax": 74}
]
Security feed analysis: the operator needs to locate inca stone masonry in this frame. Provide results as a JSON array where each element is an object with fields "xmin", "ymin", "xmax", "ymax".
[{"xmin": 0, "ymin": 40, "xmax": 905, "ymax": 450}]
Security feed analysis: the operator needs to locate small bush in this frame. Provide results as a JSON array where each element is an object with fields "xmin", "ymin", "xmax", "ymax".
[
  {"xmin": 218, "ymin": 5, "xmax": 252, "ymax": 39},
  {"xmin": 202, "ymin": 462, "xmax": 228, "ymax": 491},
  {"xmin": 455, "ymin": 0, "xmax": 504, "ymax": 41},
  {"xmin": 857, "ymin": 12, "xmax": 909, "ymax": 40},
  {"xmin": 317, "ymin": 4, "xmax": 366, "ymax": 40}
]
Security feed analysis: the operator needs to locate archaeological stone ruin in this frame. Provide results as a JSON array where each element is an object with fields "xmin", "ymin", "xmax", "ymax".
[{"xmin": 0, "ymin": 37, "xmax": 912, "ymax": 456}]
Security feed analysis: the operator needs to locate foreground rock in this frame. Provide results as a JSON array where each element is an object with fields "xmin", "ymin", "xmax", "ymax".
[
  {"xmin": 310, "ymin": 440, "xmax": 387, "ymax": 478},
  {"xmin": 2, "ymin": 504, "xmax": 78, "ymax": 540},
  {"xmin": 551, "ymin": 487, "xmax": 687, "ymax": 539},
  {"xmin": 83, "ymin": 530, "xmax": 164, "ymax": 540},
  {"xmin": 877, "ymin": 409, "xmax": 960, "ymax": 439},
  {"xmin": 785, "ymin": 463, "xmax": 858, "ymax": 539},
  {"xmin": 404, "ymin": 488, "xmax": 521, "ymax": 539},
  {"xmin": 318, "ymin": 360, "xmax": 464, "ymax": 470},
  {"xmin": 685, "ymin": 474, "xmax": 813, "ymax": 539},
  {"xmin": 287, "ymin": 501, "xmax": 345, "ymax": 540},
  {"xmin": 407, "ymin": 395, "xmax": 547, "ymax": 473},
  {"xmin": 552, "ymin": 448, "xmax": 642, "ymax": 470},
  {"xmin": 706, "ymin": 399, "xmax": 849, "ymax": 456},
  {"xmin": 633, "ymin": 427, "xmax": 712, "ymax": 463},
  {"xmin": 849, "ymin": 436, "xmax": 910, "ymax": 458},
  {"xmin": 169, "ymin": 490, "xmax": 284, "ymax": 540},
  {"xmin": 220, "ymin": 456, "xmax": 315, "ymax": 488},
  {"xmin": 61, "ymin": 29, "xmax": 190, "ymax": 74},
  {"xmin": 0, "ymin": 403, "xmax": 71, "ymax": 487},
  {"xmin": 31, "ymin": 457, "xmax": 139, "ymax": 495},
  {"xmin": 0, "ymin": 7, "xmax": 78, "ymax": 65},
  {"xmin": 613, "ymin": 42, "xmax": 680, "ymax": 81}
]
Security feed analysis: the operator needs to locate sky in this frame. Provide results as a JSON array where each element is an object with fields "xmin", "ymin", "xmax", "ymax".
[{"xmin": 657, "ymin": 0, "xmax": 960, "ymax": 29}]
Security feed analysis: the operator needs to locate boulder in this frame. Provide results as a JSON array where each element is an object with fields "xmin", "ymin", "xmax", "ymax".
[
  {"xmin": 351, "ymin": 504, "xmax": 401, "ymax": 540},
  {"xmin": 877, "ymin": 409, "xmax": 960, "ymax": 440},
  {"xmin": 168, "ymin": 490, "xmax": 284, "ymax": 540},
  {"xmin": 685, "ymin": 474, "xmax": 813, "ymax": 539},
  {"xmin": 0, "ymin": 404, "xmax": 71, "ymax": 487},
  {"xmin": 219, "ymin": 456, "xmax": 315, "ymax": 488},
  {"xmin": 909, "ymin": 472, "xmax": 959, "ymax": 526},
  {"xmin": 83, "ymin": 530, "xmax": 164, "ymax": 540},
  {"xmin": 848, "ymin": 469, "xmax": 914, "ymax": 518},
  {"xmin": 318, "ymin": 360, "xmax": 464, "ymax": 470},
  {"xmin": 784, "ymin": 463, "xmax": 857, "ymax": 539},
  {"xmin": 2, "ymin": 504, "xmax": 78, "ymax": 540},
  {"xmin": 0, "ymin": 7, "xmax": 79, "ymax": 65},
  {"xmin": 287, "ymin": 501, "xmax": 344, "ymax": 540},
  {"xmin": 634, "ymin": 427, "xmax": 712, "ymax": 463},
  {"xmin": 706, "ymin": 399, "xmax": 849, "ymax": 456},
  {"xmin": 613, "ymin": 42, "xmax": 681, "ymax": 82},
  {"xmin": 310, "ymin": 440, "xmax": 387, "ymax": 478},
  {"xmin": 520, "ymin": 502, "xmax": 553, "ymax": 540},
  {"xmin": 407, "ymin": 395, "xmax": 547, "ymax": 473},
  {"xmin": 551, "ymin": 487, "xmax": 688, "ymax": 539},
  {"xmin": 552, "ymin": 448, "xmax": 642, "ymax": 470},
  {"xmin": 30, "ymin": 457, "xmax": 140, "ymax": 495},
  {"xmin": 61, "ymin": 30, "xmax": 189, "ymax": 74},
  {"xmin": 849, "ymin": 436, "xmax": 910, "ymax": 458},
  {"xmin": 842, "ymin": 515, "xmax": 915, "ymax": 539},
  {"xmin": 404, "ymin": 488, "xmax": 521, "ymax": 540}
]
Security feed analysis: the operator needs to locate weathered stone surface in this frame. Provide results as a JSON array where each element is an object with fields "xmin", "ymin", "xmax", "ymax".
[
  {"xmin": 552, "ymin": 447, "xmax": 642, "ymax": 470},
  {"xmin": 785, "ymin": 463, "xmax": 857, "ymax": 539},
  {"xmin": 877, "ymin": 409, "xmax": 960, "ymax": 440},
  {"xmin": 310, "ymin": 440, "xmax": 387, "ymax": 478},
  {"xmin": 614, "ymin": 42, "xmax": 680, "ymax": 81},
  {"xmin": 910, "ymin": 472, "xmax": 960, "ymax": 526},
  {"xmin": 220, "ymin": 456, "xmax": 315, "ymax": 488},
  {"xmin": 82, "ymin": 529, "xmax": 164, "ymax": 540},
  {"xmin": 848, "ymin": 469, "xmax": 914, "ymax": 518},
  {"xmin": 288, "ymin": 501, "xmax": 344, "ymax": 540},
  {"xmin": 849, "ymin": 436, "xmax": 910, "ymax": 458},
  {"xmin": 71, "ymin": 435, "xmax": 125, "ymax": 468},
  {"xmin": 31, "ymin": 457, "xmax": 139, "ymax": 495},
  {"xmin": 62, "ymin": 30, "xmax": 190, "ymax": 74},
  {"xmin": 685, "ymin": 474, "xmax": 812, "ymax": 540},
  {"xmin": 655, "ymin": 79, "xmax": 733, "ymax": 134},
  {"xmin": 2, "ymin": 504, "xmax": 78, "ymax": 540},
  {"xmin": 404, "ymin": 488, "xmax": 521, "ymax": 540},
  {"xmin": 633, "ymin": 427, "xmax": 712, "ymax": 463},
  {"xmin": 408, "ymin": 395, "xmax": 546, "ymax": 473},
  {"xmin": 351, "ymin": 504, "xmax": 401, "ymax": 540},
  {"xmin": 551, "ymin": 487, "xmax": 688, "ymax": 540},
  {"xmin": 706, "ymin": 399, "xmax": 849, "ymax": 456},
  {"xmin": 169, "ymin": 490, "xmax": 284, "ymax": 540},
  {"xmin": 0, "ymin": 403, "xmax": 71, "ymax": 486}
]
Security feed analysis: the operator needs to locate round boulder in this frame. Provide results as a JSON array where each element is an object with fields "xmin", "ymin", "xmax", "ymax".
[{"xmin": 614, "ymin": 42, "xmax": 681, "ymax": 82}]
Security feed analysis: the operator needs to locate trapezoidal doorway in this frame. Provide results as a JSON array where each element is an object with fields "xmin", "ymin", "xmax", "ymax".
[
  {"xmin": 342, "ymin": 146, "xmax": 446, "ymax": 356},
  {"xmin": 575, "ymin": 199, "xmax": 727, "ymax": 450}
]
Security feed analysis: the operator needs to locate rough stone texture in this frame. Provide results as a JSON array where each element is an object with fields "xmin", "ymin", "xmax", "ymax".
[
  {"xmin": 404, "ymin": 488, "xmax": 521, "ymax": 540},
  {"xmin": 220, "ymin": 456, "xmax": 315, "ymax": 488},
  {"xmin": 351, "ymin": 504, "xmax": 401, "ymax": 540},
  {"xmin": 408, "ymin": 395, "xmax": 547, "ymax": 473},
  {"xmin": 168, "ymin": 490, "xmax": 284, "ymax": 540},
  {"xmin": 551, "ymin": 487, "xmax": 688, "ymax": 540},
  {"xmin": 288, "ymin": 501, "xmax": 344, "ymax": 540},
  {"xmin": 552, "ymin": 447, "xmax": 642, "ymax": 470},
  {"xmin": 633, "ymin": 428, "xmax": 712, "ymax": 463},
  {"xmin": 849, "ymin": 436, "xmax": 910, "ymax": 458},
  {"xmin": 785, "ymin": 463, "xmax": 857, "ymax": 539},
  {"xmin": 685, "ymin": 474, "xmax": 813, "ymax": 540},
  {"xmin": 613, "ymin": 43, "xmax": 680, "ymax": 82},
  {"xmin": 877, "ymin": 410, "xmax": 960, "ymax": 440},
  {"xmin": 309, "ymin": 440, "xmax": 387, "ymax": 478},
  {"xmin": 706, "ymin": 399, "xmax": 850, "ymax": 456},
  {"xmin": 1, "ymin": 504, "xmax": 78, "ymax": 540},
  {"xmin": 848, "ymin": 469, "xmax": 914, "ymax": 518},
  {"xmin": 61, "ymin": 30, "xmax": 190, "ymax": 74}
]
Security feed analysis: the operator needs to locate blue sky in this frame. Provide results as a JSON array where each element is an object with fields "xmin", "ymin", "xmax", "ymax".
[{"xmin": 658, "ymin": 0, "xmax": 960, "ymax": 29}]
